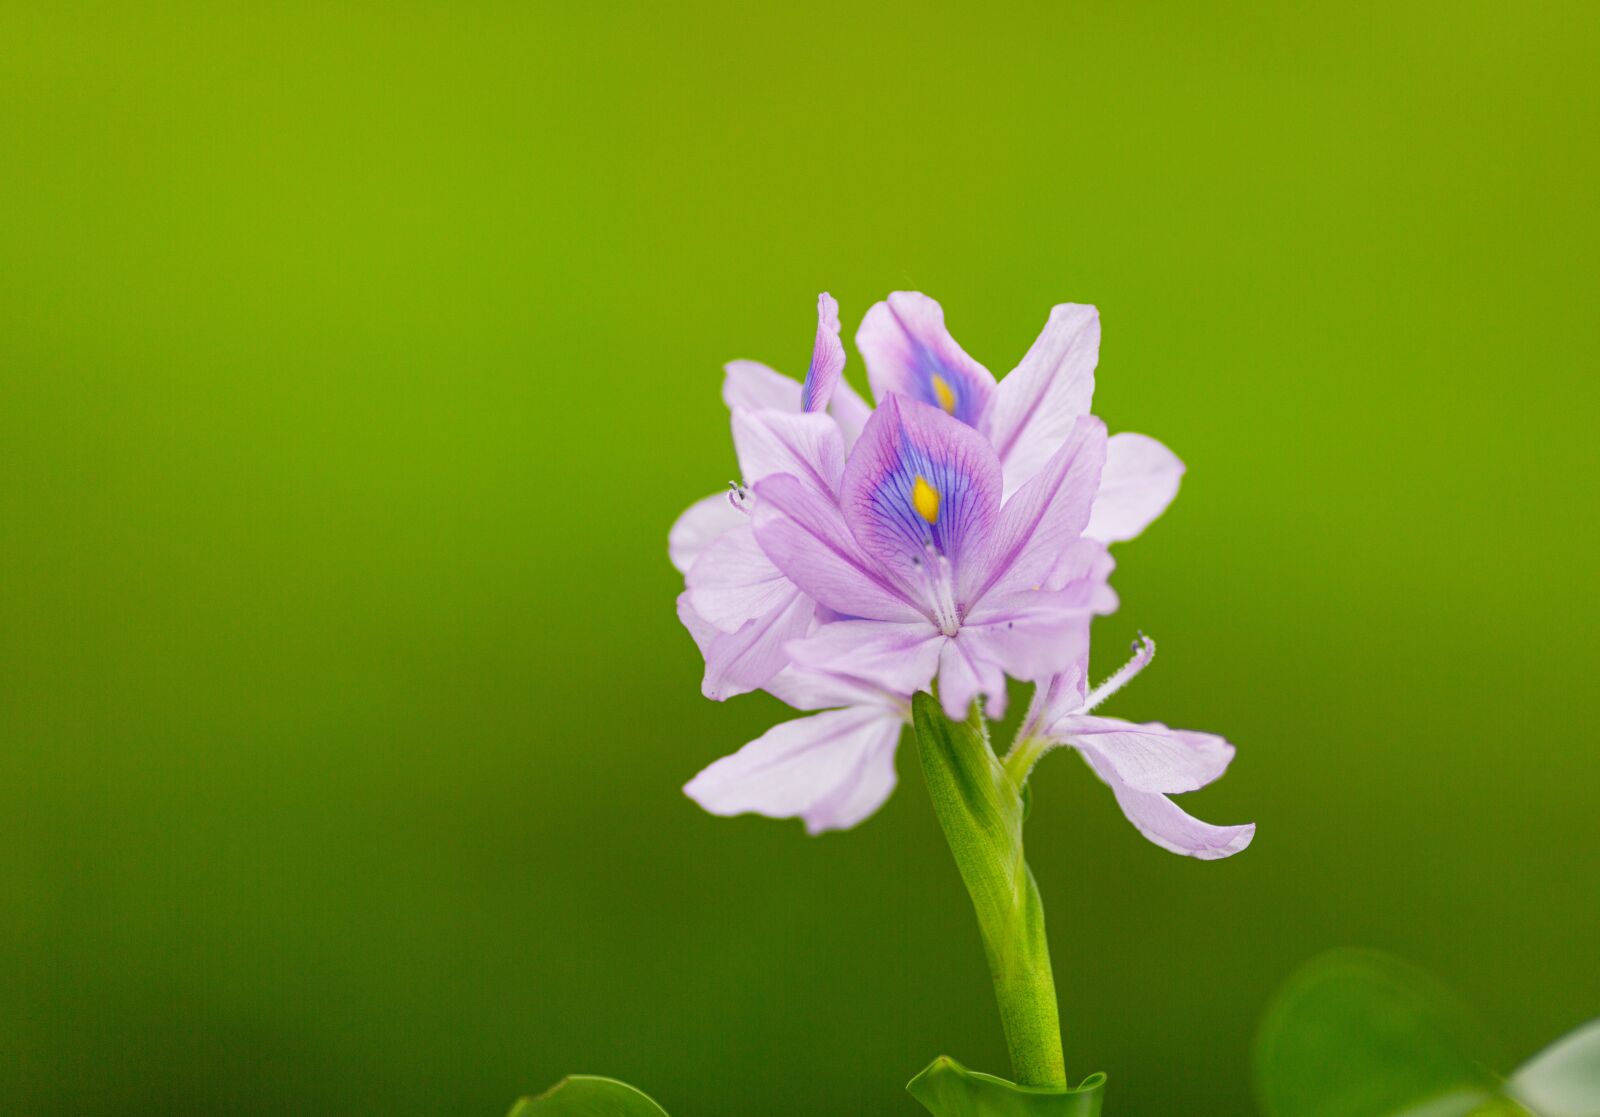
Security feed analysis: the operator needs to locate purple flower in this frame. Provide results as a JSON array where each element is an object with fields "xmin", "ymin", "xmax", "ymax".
[
  {"xmin": 858, "ymin": 291, "xmax": 1183, "ymax": 533},
  {"xmin": 755, "ymin": 394, "xmax": 1114, "ymax": 720},
  {"xmin": 670, "ymin": 294, "xmax": 866, "ymax": 700},
  {"xmin": 1017, "ymin": 636, "xmax": 1256, "ymax": 859},
  {"xmin": 671, "ymin": 292, "xmax": 1211, "ymax": 835}
]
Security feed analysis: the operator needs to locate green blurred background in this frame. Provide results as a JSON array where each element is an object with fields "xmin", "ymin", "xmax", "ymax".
[{"xmin": 3, "ymin": 2, "xmax": 1597, "ymax": 1114}]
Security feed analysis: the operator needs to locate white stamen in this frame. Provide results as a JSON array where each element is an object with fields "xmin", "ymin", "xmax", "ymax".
[
  {"xmin": 916, "ymin": 543, "xmax": 962, "ymax": 637},
  {"xmin": 1080, "ymin": 633, "xmax": 1156, "ymax": 714}
]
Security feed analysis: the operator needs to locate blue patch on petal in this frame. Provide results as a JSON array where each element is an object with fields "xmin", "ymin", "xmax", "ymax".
[{"xmin": 846, "ymin": 397, "xmax": 1001, "ymax": 580}]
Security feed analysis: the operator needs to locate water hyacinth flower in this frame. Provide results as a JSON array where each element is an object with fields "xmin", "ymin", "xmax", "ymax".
[
  {"xmin": 671, "ymin": 291, "xmax": 1204, "ymax": 834},
  {"xmin": 1015, "ymin": 635, "xmax": 1255, "ymax": 859},
  {"xmin": 684, "ymin": 394, "xmax": 1117, "ymax": 833},
  {"xmin": 755, "ymin": 393, "xmax": 1115, "ymax": 720},
  {"xmin": 669, "ymin": 290, "xmax": 1252, "ymax": 1101}
]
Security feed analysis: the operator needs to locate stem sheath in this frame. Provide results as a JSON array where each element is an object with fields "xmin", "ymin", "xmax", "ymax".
[{"xmin": 912, "ymin": 693, "xmax": 1066, "ymax": 1088}]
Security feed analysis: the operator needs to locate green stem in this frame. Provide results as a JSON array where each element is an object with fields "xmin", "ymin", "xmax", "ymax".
[
  {"xmin": 984, "ymin": 860, "xmax": 1066, "ymax": 1088},
  {"xmin": 912, "ymin": 694, "xmax": 1067, "ymax": 1088}
]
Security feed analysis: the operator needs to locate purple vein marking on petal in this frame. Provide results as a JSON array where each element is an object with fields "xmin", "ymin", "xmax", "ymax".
[
  {"xmin": 756, "ymin": 475, "xmax": 918, "ymax": 609},
  {"xmin": 973, "ymin": 420, "xmax": 1099, "ymax": 603},
  {"xmin": 988, "ymin": 371, "xmax": 1052, "ymax": 469},
  {"xmin": 954, "ymin": 634, "xmax": 986, "ymax": 680},
  {"xmin": 886, "ymin": 299, "xmax": 971, "ymax": 422},
  {"xmin": 989, "ymin": 379, "xmax": 1038, "ymax": 464},
  {"xmin": 734, "ymin": 410, "xmax": 840, "ymax": 496},
  {"xmin": 800, "ymin": 292, "xmax": 844, "ymax": 414},
  {"xmin": 990, "ymin": 378, "xmax": 1052, "ymax": 469},
  {"xmin": 846, "ymin": 396, "xmax": 996, "ymax": 590},
  {"xmin": 773, "ymin": 419, "xmax": 838, "ymax": 497},
  {"xmin": 713, "ymin": 591, "xmax": 806, "ymax": 681},
  {"xmin": 988, "ymin": 311, "xmax": 1093, "ymax": 466},
  {"xmin": 734, "ymin": 713, "xmax": 867, "ymax": 778}
]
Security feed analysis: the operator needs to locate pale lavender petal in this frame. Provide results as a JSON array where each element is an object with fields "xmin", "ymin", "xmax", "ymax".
[
  {"xmin": 959, "ymin": 589, "xmax": 1097, "ymax": 686},
  {"xmin": 676, "ymin": 589, "xmax": 721, "ymax": 653},
  {"xmin": 971, "ymin": 416, "xmax": 1107, "ymax": 603},
  {"xmin": 1041, "ymin": 538, "xmax": 1119, "ymax": 612},
  {"xmin": 856, "ymin": 292, "xmax": 995, "ymax": 427},
  {"xmin": 1084, "ymin": 432, "xmax": 1185, "ymax": 543},
  {"xmin": 686, "ymin": 523, "xmax": 796, "ymax": 633},
  {"xmin": 985, "ymin": 304, "xmax": 1100, "ymax": 497},
  {"xmin": 828, "ymin": 376, "xmax": 873, "ymax": 450},
  {"xmin": 1074, "ymin": 725, "xmax": 1253, "ymax": 858},
  {"xmin": 839, "ymin": 394, "xmax": 1003, "ymax": 601},
  {"xmin": 668, "ymin": 491, "xmax": 746, "ymax": 574},
  {"xmin": 1164, "ymin": 727, "xmax": 1237, "ymax": 788},
  {"xmin": 677, "ymin": 589, "xmax": 813, "ymax": 701},
  {"xmin": 684, "ymin": 706, "xmax": 904, "ymax": 834},
  {"xmin": 936, "ymin": 636, "xmax": 1008, "ymax": 719},
  {"xmin": 800, "ymin": 292, "xmax": 846, "ymax": 413},
  {"xmin": 763, "ymin": 665, "xmax": 903, "ymax": 713},
  {"xmin": 1019, "ymin": 664, "xmax": 1091, "ymax": 741},
  {"xmin": 723, "ymin": 359, "xmax": 801, "ymax": 412},
  {"xmin": 732, "ymin": 409, "xmax": 845, "ymax": 495},
  {"xmin": 751, "ymin": 472, "xmax": 923, "ymax": 622},
  {"xmin": 1098, "ymin": 775, "xmax": 1255, "ymax": 860},
  {"xmin": 1056, "ymin": 714, "xmax": 1233, "ymax": 793},
  {"xmin": 786, "ymin": 620, "xmax": 944, "ymax": 696}
]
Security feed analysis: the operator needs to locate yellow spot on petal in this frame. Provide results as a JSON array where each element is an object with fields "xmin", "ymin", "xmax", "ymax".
[
  {"xmin": 912, "ymin": 475, "xmax": 941, "ymax": 525},
  {"xmin": 931, "ymin": 374, "xmax": 957, "ymax": 414}
]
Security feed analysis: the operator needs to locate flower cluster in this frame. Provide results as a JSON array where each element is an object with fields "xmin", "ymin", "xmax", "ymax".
[{"xmin": 669, "ymin": 292, "xmax": 1252, "ymax": 856}]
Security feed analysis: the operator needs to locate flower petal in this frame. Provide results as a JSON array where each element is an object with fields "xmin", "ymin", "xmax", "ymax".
[
  {"xmin": 1097, "ymin": 776, "xmax": 1256, "ymax": 860},
  {"xmin": 732, "ymin": 408, "xmax": 845, "ymax": 496},
  {"xmin": 763, "ymin": 665, "xmax": 903, "ymax": 713},
  {"xmin": 972, "ymin": 415, "xmax": 1107, "ymax": 603},
  {"xmin": 985, "ymin": 303, "xmax": 1100, "ymax": 497},
  {"xmin": 668, "ymin": 491, "xmax": 745, "ymax": 574},
  {"xmin": 686, "ymin": 523, "xmax": 797, "ymax": 633},
  {"xmin": 839, "ymin": 394, "xmax": 1003, "ymax": 601},
  {"xmin": 1084, "ymin": 432, "xmax": 1185, "ymax": 543},
  {"xmin": 1056, "ymin": 715, "xmax": 1233, "ymax": 793},
  {"xmin": 684, "ymin": 706, "xmax": 904, "ymax": 834},
  {"xmin": 1163, "ymin": 727, "xmax": 1237, "ymax": 787},
  {"xmin": 677, "ymin": 589, "xmax": 813, "ymax": 701},
  {"xmin": 723, "ymin": 359, "xmax": 800, "ymax": 413},
  {"xmin": 828, "ymin": 376, "xmax": 873, "ymax": 450},
  {"xmin": 751, "ymin": 472, "xmax": 923, "ymax": 622},
  {"xmin": 1041, "ymin": 538, "xmax": 1119, "ymax": 610},
  {"xmin": 936, "ymin": 636, "xmax": 1008, "ymax": 719},
  {"xmin": 856, "ymin": 292, "xmax": 995, "ymax": 427},
  {"xmin": 959, "ymin": 588, "xmax": 1098, "ymax": 686},
  {"xmin": 800, "ymin": 292, "xmax": 846, "ymax": 413},
  {"xmin": 786, "ymin": 619, "xmax": 944, "ymax": 696},
  {"xmin": 1020, "ymin": 665, "xmax": 1091, "ymax": 741},
  {"xmin": 1072, "ymin": 720, "xmax": 1253, "ymax": 858}
]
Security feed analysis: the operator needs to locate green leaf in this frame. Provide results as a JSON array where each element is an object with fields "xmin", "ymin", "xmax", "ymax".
[
  {"xmin": 907, "ymin": 1055, "xmax": 1106, "ymax": 1117},
  {"xmin": 912, "ymin": 693, "xmax": 1066, "ymax": 1088},
  {"xmin": 507, "ymin": 1075, "xmax": 671, "ymax": 1117},
  {"xmin": 1254, "ymin": 950, "xmax": 1502, "ymax": 1117},
  {"xmin": 1509, "ymin": 1019, "xmax": 1600, "ymax": 1117}
]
